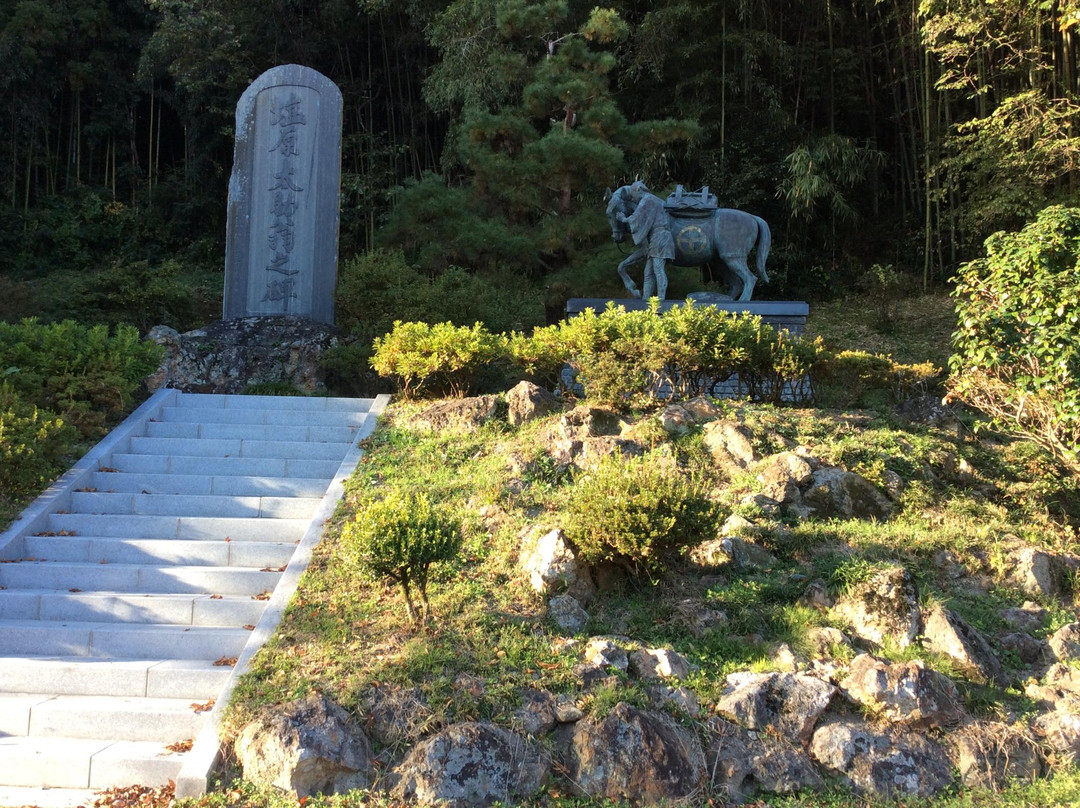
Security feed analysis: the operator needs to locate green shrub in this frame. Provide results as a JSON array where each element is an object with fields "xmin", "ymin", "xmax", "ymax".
[
  {"xmin": 371, "ymin": 321, "xmax": 508, "ymax": 398},
  {"xmin": 811, "ymin": 350, "xmax": 940, "ymax": 409},
  {"xmin": 341, "ymin": 491, "xmax": 462, "ymax": 623},
  {"xmin": 563, "ymin": 453, "xmax": 719, "ymax": 575},
  {"xmin": 0, "ymin": 384, "xmax": 77, "ymax": 497},
  {"xmin": 71, "ymin": 258, "xmax": 202, "ymax": 332},
  {"xmin": 0, "ymin": 319, "xmax": 162, "ymax": 436},
  {"xmin": 950, "ymin": 205, "xmax": 1080, "ymax": 472}
]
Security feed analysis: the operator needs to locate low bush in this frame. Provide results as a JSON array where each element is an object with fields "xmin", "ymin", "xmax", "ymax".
[
  {"xmin": 0, "ymin": 384, "xmax": 77, "ymax": 497},
  {"xmin": 371, "ymin": 321, "xmax": 507, "ymax": 399},
  {"xmin": 812, "ymin": 350, "xmax": 941, "ymax": 409},
  {"xmin": 0, "ymin": 319, "xmax": 162, "ymax": 436},
  {"xmin": 950, "ymin": 205, "xmax": 1080, "ymax": 472},
  {"xmin": 562, "ymin": 453, "xmax": 719, "ymax": 575},
  {"xmin": 341, "ymin": 490, "xmax": 462, "ymax": 623}
]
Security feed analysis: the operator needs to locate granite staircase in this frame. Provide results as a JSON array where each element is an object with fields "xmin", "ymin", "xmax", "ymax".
[{"xmin": 0, "ymin": 390, "xmax": 386, "ymax": 805}]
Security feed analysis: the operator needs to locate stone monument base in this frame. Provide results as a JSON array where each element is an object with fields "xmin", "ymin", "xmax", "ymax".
[
  {"xmin": 565, "ymin": 298, "xmax": 810, "ymax": 334},
  {"xmin": 145, "ymin": 316, "xmax": 337, "ymax": 394}
]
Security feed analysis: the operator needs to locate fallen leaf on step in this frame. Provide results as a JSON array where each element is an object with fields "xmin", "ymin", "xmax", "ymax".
[
  {"xmin": 243, "ymin": 624, "xmax": 256, "ymax": 630},
  {"xmin": 165, "ymin": 738, "xmax": 193, "ymax": 753},
  {"xmin": 252, "ymin": 591, "xmax": 271, "ymax": 601},
  {"xmin": 99, "ymin": 467, "xmax": 119, "ymax": 473},
  {"xmin": 69, "ymin": 588, "xmax": 82, "ymax": 592},
  {"xmin": 210, "ymin": 594, "xmax": 223, "ymax": 599},
  {"xmin": 191, "ymin": 699, "xmax": 215, "ymax": 713},
  {"xmin": 214, "ymin": 656, "xmax": 238, "ymax": 667}
]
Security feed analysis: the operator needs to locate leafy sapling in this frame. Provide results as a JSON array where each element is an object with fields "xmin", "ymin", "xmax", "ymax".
[{"xmin": 342, "ymin": 490, "xmax": 462, "ymax": 624}]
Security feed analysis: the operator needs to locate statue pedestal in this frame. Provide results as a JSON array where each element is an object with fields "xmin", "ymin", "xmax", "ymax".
[{"xmin": 565, "ymin": 298, "xmax": 810, "ymax": 334}]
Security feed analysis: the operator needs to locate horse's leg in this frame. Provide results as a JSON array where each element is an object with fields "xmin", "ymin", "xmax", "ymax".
[
  {"xmin": 617, "ymin": 250, "xmax": 645, "ymax": 298},
  {"xmin": 721, "ymin": 255, "xmax": 756, "ymax": 301},
  {"xmin": 642, "ymin": 262, "xmax": 656, "ymax": 299}
]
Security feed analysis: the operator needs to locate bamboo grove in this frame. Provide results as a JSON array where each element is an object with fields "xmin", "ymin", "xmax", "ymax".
[{"xmin": 2, "ymin": 0, "xmax": 1080, "ymax": 302}]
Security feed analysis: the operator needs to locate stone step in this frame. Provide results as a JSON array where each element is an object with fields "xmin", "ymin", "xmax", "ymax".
[
  {"xmin": 0, "ymin": 590, "xmax": 267, "ymax": 626},
  {"xmin": 173, "ymin": 393, "xmax": 372, "ymax": 412},
  {"xmin": 144, "ymin": 419, "xmax": 359, "ymax": 444},
  {"xmin": 0, "ymin": 736, "xmax": 115, "ymax": 788},
  {"xmin": 160, "ymin": 406, "xmax": 370, "ymax": 427},
  {"xmin": 0, "ymin": 620, "xmax": 252, "ymax": 659},
  {"xmin": 0, "ymin": 657, "xmax": 232, "ymax": 698},
  {"xmin": 84, "ymin": 471, "xmax": 330, "ymax": 498},
  {"xmin": 0, "ymin": 784, "xmax": 100, "ymax": 806},
  {"xmin": 22, "ymin": 536, "xmax": 295, "ymax": 568},
  {"xmin": 44, "ymin": 513, "xmax": 309, "ymax": 541},
  {"xmin": 69, "ymin": 491, "xmax": 321, "ymax": 519},
  {"xmin": 0, "ymin": 693, "xmax": 207, "ymax": 741},
  {"xmin": 0, "ymin": 561, "xmax": 281, "ymax": 595},
  {"xmin": 103, "ymin": 453, "xmax": 341, "ymax": 479},
  {"xmin": 126, "ymin": 436, "xmax": 352, "ymax": 461}
]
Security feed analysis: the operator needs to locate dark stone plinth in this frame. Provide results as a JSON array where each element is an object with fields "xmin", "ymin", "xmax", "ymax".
[{"xmin": 565, "ymin": 298, "xmax": 810, "ymax": 334}]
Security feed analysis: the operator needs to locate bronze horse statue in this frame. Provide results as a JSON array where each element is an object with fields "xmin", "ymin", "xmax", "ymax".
[{"xmin": 605, "ymin": 182, "xmax": 771, "ymax": 301}]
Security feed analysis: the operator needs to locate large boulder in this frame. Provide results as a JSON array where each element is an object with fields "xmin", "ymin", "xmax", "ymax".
[
  {"xmin": 564, "ymin": 703, "xmax": 705, "ymax": 805},
  {"xmin": 756, "ymin": 452, "xmax": 814, "ymax": 505},
  {"xmin": 520, "ymin": 528, "xmax": 595, "ymax": 604},
  {"xmin": 233, "ymin": 695, "xmax": 374, "ymax": 798},
  {"xmin": 921, "ymin": 603, "xmax": 1005, "ymax": 685},
  {"xmin": 840, "ymin": 654, "xmax": 965, "ymax": 729},
  {"xmin": 506, "ymin": 381, "xmax": 561, "ymax": 426},
  {"xmin": 802, "ymin": 468, "xmax": 893, "ymax": 521},
  {"xmin": 810, "ymin": 718, "xmax": 952, "ymax": 799},
  {"xmin": 391, "ymin": 722, "xmax": 549, "ymax": 807},
  {"xmin": 831, "ymin": 566, "xmax": 921, "ymax": 649},
  {"xmin": 715, "ymin": 672, "xmax": 835, "ymax": 744},
  {"xmin": 706, "ymin": 718, "xmax": 823, "ymax": 802},
  {"xmin": 1049, "ymin": 622, "xmax": 1080, "ymax": 662},
  {"xmin": 702, "ymin": 421, "xmax": 759, "ymax": 470},
  {"xmin": 146, "ymin": 317, "xmax": 336, "ymax": 394}
]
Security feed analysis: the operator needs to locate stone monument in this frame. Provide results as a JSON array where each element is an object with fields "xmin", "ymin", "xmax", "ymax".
[{"xmin": 223, "ymin": 65, "xmax": 343, "ymax": 324}]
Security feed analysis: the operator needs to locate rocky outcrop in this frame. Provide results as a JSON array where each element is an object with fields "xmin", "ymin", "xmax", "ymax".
[
  {"xmin": 234, "ymin": 695, "xmax": 374, "ymax": 798},
  {"xmin": 921, "ymin": 603, "xmax": 1005, "ymax": 685},
  {"xmin": 706, "ymin": 717, "xmax": 823, "ymax": 802},
  {"xmin": 702, "ymin": 421, "xmax": 759, "ymax": 470},
  {"xmin": 506, "ymin": 381, "xmax": 561, "ymax": 426},
  {"xmin": 840, "ymin": 654, "xmax": 965, "ymax": 729},
  {"xmin": 810, "ymin": 717, "xmax": 952, "ymax": 799},
  {"xmin": 802, "ymin": 467, "xmax": 894, "ymax": 520},
  {"xmin": 146, "ymin": 317, "xmax": 336, "ymax": 394},
  {"xmin": 520, "ymin": 528, "xmax": 595, "ymax": 604},
  {"xmin": 564, "ymin": 703, "xmax": 705, "ymax": 805},
  {"xmin": 715, "ymin": 672, "xmax": 836, "ymax": 744},
  {"xmin": 391, "ymin": 723, "xmax": 549, "ymax": 807},
  {"xmin": 1049, "ymin": 622, "xmax": 1080, "ymax": 662},
  {"xmin": 831, "ymin": 566, "xmax": 920, "ymax": 648},
  {"xmin": 410, "ymin": 395, "xmax": 499, "ymax": 432}
]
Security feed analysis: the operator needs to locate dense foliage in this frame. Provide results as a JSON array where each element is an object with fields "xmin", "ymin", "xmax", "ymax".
[
  {"xmin": 563, "ymin": 452, "xmax": 718, "ymax": 575},
  {"xmin": 0, "ymin": 383, "xmax": 77, "ymax": 497},
  {"xmin": 341, "ymin": 490, "xmax": 462, "ymax": 623},
  {"xmin": 950, "ymin": 206, "xmax": 1080, "ymax": 472},
  {"xmin": 6, "ymin": 0, "xmax": 1080, "ymax": 316}
]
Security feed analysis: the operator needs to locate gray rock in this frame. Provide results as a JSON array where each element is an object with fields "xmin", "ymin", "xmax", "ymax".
[
  {"xmin": 1049, "ymin": 622, "xmax": 1080, "ymax": 662},
  {"xmin": 691, "ymin": 536, "xmax": 777, "ymax": 570},
  {"xmin": 681, "ymin": 396, "xmax": 724, "ymax": 422},
  {"xmin": 234, "ymin": 694, "xmax": 374, "ymax": 798},
  {"xmin": 391, "ymin": 722, "xmax": 550, "ymax": 807},
  {"xmin": 881, "ymin": 469, "xmax": 906, "ymax": 500},
  {"xmin": 839, "ymin": 654, "xmax": 965, "ymax": 729},
  {"xmin": 1008, "ymin": 547, "xmax": 1072, "ymax": 598},
  {"xmin": 584, "ymin": 637, "xmax": 629, "ymax": 671},
  {"xmin": 720, "ymin": 513, "xmax": 756, "ymax": 537},
  {"xmin": 548, "ymin": 594, "xmax": 589, "ymax": 633},
  {"xmin": 756, "ymin": 452, "xmax": 814, "ymax": 504},
  {"xmin": 832, "ymin": 566, "xmax": 920, "ymax": 648},
  {"xmin": 950, "ymin": 722, "xmax": 1043, "ymax": 790},
  {"xmin": 715, "ymin": 672, "xmax": 836, "ymax": 744},
  {"xmin": 557, "ymin": 405, "xmax": 625, "ymax": 441},
  {"xmin": 565, "ymin": 703, "xmax": 705, "ymax": 804},
  {"xmin": 799, "ymin": 580, "xmax": 835, "ymax": 612},
  {"xmin": 411, "ymin": 395, "xmax": 499, "ymax": 432},
  {"xmin": 520, "ymin": 528, "xmax": 595, "ymax": 605},
  {"xmin": 921, "ymin": 603, "xmax": 1005, "ymax": 685},
  {"xmin": 1033, "ymin": 711, "xmax": 1080, "ymax": 763},
  {"xmin": 802, "ymin": 468, "xmax": 894, "ymax": 520},
  {"xmin": 1000, "ymin": 602, "xmax": 1046, "ymax": 632},
  {"xmin": 514, "ymin": 688, "xmax": 557, "ymax": 736},
  {"xmin": 649, "ymin": 685, "xmax": 701, "ymax": 716},
  {"xmin": 146, "ymin": 317, "xmax": 336, "ymax": 394},
  {"xmin": 554, "ymin": 694, "xmax": 584, "ymax": 723},
  {"xmin": 628, "ymin": 648, "xmax": 696, "ymax": 681},
  {"xmin": 659, "ymin": 404, "xmax": 694, "ymax": 435},
  {"xmin": 706, "ymin": 717, "xmax": 823, "ymax": 802},
  {"xmin": 574, "ymin": 436, "xmax": 646, "ymax": 470},
  {"xmin": 810, "ymin": 717, "xmax": 952, "ymax": 799},
  {"xmin": 673, "ymin": 598, "xmax": 728, "ymax": 638},
  {"xmin": 506, "ymin": 381, "xmax": 560, "ymax": 426},
  {"xmin": 999, "ymin": 633, "xmax": 1049, "ymax": 666},
  {"xmin": 703, "ymin": 421, "xmax": 759, "ymax": 469},
  {"xmin": 805, "ymin": 626, "xmax": 850, "ymax": 659}
]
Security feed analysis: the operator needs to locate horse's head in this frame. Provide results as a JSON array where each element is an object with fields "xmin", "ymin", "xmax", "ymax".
[{"xmin": 605, "ymin": 185, "xmax": 634, "ymax": 243}]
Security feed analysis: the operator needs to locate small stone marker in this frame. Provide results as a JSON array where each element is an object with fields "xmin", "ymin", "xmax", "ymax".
[{"xmin": 224, "ymin": 65, "xmax": 343, "ymax": 324}]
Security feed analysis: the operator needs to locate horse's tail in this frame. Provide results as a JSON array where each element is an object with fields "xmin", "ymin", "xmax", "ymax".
[{"xmin": 753, "ymin": 215, "xmax": 771, "ymax": 283}]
